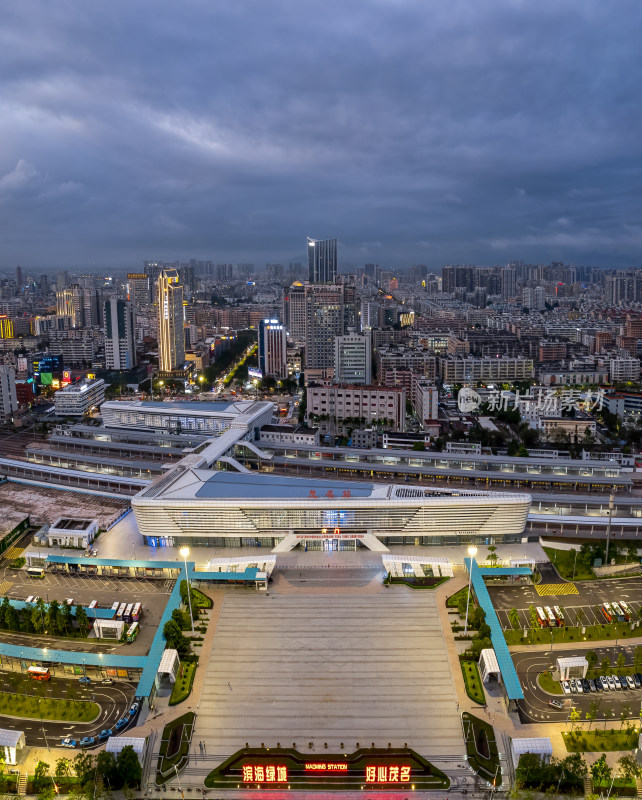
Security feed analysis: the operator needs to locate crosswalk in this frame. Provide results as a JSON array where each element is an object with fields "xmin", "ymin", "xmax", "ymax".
[
  {"xmin": 3, "ymin": 546, "xmax": 24, "ymax": 561},
  {"xmin": 535, "ymin": 582, "xmax": 579, "ymax": 596}
]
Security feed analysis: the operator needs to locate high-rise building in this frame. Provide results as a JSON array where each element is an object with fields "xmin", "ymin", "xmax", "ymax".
[
  {"xmin": 104, "ymin": 299, "xmax": 137, "ymax": 370},
  {"xmin": 127, "ymin": 273, "xmax": 152, "ymax": 310},
  {"xmin": 307, "ymin": 237, "xmax": 337, "ymax": 283},
  {"xmin": 282, "ymin": 282, "xmax": 306, "ymax": 344},
  {"xmin": 55, "ymin": 270, "xmax": 68, "ymax": 291},
  {"xmin": 258, "ymin": 319, "xmax": 287, "ymax": 379},
  {"xmin": 501, "ymin": 266, "xmax": 517, "ymax": 301},
  {"xmin": 0, "ymin": 366, "xmax": 18, "ymax": 423},
  {"xmin": 442, "ymin": 265, "xmax": 456, "ymax": 294},
  {"xmin": 15, "ymin": 266, "xmax": 22, "ymax": 290},
  {"xmin": 56, "ymin": 288, "xmax": 75, "ymax": 320},
  {"xmin": 304, "ymin": 283, "xmax": 354, "ymax": 375},
  {"xmin": 534, "ymin": 286, "xmax": 546, "ymax": 311},
  {"xmin": 158, "ymin": 269, "xmax": 185, "ymax": 374},
  {"xmin": 334, "ymin": 330, "xmax": 371, "ymax": 384}
]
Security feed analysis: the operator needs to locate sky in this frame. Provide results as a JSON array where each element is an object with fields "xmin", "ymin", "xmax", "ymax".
[{"xmin": 1, "ymin": 0, "xmax": 642, "ymax": 271}]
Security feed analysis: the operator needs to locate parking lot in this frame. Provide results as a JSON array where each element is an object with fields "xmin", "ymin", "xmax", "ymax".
[
  {"xmin": 0, "ymin": 568, "xmax": 174, "ymax": 655},
  {"xmin": 514, "ymin": 645, "xmax": 642, "ymax": 724},
  {"xmin": 488, "ymin": 574, "xmax": 642, "ymax": 630}
]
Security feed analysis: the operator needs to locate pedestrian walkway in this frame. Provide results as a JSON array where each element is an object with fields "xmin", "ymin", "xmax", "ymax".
[{"xmin": 536, "ymin": 583, "xmax": 579, "ymax": 596}]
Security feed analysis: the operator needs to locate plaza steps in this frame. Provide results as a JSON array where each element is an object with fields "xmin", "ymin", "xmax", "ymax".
[{"xmin": 17, "ymin": 772, "xmax": 27, "ymax": 795}]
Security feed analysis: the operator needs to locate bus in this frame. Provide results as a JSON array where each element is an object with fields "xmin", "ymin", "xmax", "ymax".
[
  {"xmin": 619, "ymin": 601, "xmax": 632, "ymax": 621},
  {"xmin": 553, "ymin": 606, "xmax": 565, "ymax": 627},
  {"xmin": 611, "ymin": 602, "xmax": 626, "ymax": 622},
  {"xmin": 111, "ymin": 602, "xmax": 119, "ymax": 614},
  {"xmin": 126, "ymin": 622, "xmax": 139, "ymax": 643},
  {"xmin": 536, "ymin": 607, "xmax": 548, "ymax": 627},
  {"xmin": 602, "ymin": 602, "xmax": 615, "ymax": 622},
  {"xmin": 26, "ymin": 568, "xmax": 45, "ymax": 579},
  {"xmin": 131, "ymin": 603, "xmax": 142, "ymax": 622},
  {"xmin": 88, "ymin": 600, "xmax": 98, "ymax": 610},
  {"xmin": 545, "ymin": 607, "xmax": 557, "ymax": 627},
  {"xmin": 28, "ymin": 667, "xmax": 51, "ymax": 681},
  {"xmin": 123, "ymin": 604, "xmax": 134, "ymax": 623},
  {"xmin": 116, "ymin": 603, "xmax": 127, "ymax": 621}
]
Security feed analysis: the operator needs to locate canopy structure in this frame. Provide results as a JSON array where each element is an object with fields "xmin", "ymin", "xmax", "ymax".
[
  {"xmin": 0, "ymin": 728, "xmax": 25, "ymax": 765},
  {"xmin": 556, "ymin": 656, "xmax": 588, "ymax": 680},
  {"xmin": 106, "ymin": 736, "xmax": 147, "ymax": 765},
  {"xmin": 479, "ymin": 648, "xmax": 502, "ymax": 684},
  {"xmin": 511, "ymin": 737, "xmax": 553, "ymax": 765}
]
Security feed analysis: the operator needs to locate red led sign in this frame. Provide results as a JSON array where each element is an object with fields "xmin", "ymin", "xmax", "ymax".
[
  {"xmin": 242, "ymin": 765, "xmax": 288, "ymax": 783},
  {"xmin": 365, "ymin": 765, "xmax": 411, "ymax": 783}
]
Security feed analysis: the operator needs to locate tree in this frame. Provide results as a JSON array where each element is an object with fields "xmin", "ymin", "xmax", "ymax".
[
  {"xmin": 617, "ymin": 754, "xmax": 641, "ymax": 783},
  {"xmin": 96, "ymin": 751, "xmax": 119, "ymax": 790},
  {"xmin": 509, "ymin": 608, "xmax": 520, "ymax": 630},
  {"xmin": 487, "ymin": 545, "xmax": 498, "ymax": 566},
  {"xmin": 171, "ymin": 608, "xmax": 185, "ymax": 630},
  {"xmin": 529, "ymin": 605, "xmax": 539, "ymax": 629},
  {"xmin": 163, "ymin": 620, "xmax": 189, "ymax": 655},
  {"xmin": 55, "ymin": 758, "xmax": 72, "ymax": 779},
  {"xmin": 586, "ymin": 700, "xmax": 601, "ymax": 730},
  {"xmin": 591, "ymin": 754, "xmax": 611, "ymax": 785},
  {"xmin": 116, "ymin": 745, "xmax": 142, "ymax": 788},
  {"xmin": 33, "ymin": 761, "xmax": 51, "ymax": 793},
  {"xmin": 75, "ymin": 606, "xmax": 89, "ymax": 634},
  {"xmin": 46, "ymin": 600, "xmax": 60, "ymax": 635},
  {"xmin": 601, "ymin": 656, "xmax": 611, "ymax": 675},
  {"xmin": 616, "ymin": 652, "xmax": 626, "ymax": 674},
  {"xmin": 569, "ymin": 707, "xmax": 581, "ymax": 732},
  {"xmin": 562, "ymin": 752, "xmax": 588, "ymax": 783},
  {"xmin": 0, "ymin": 596, "xmax": 10, "ymax": 628},
  {"xmin": 61, "ymin": 601, "xmax": 73, "ymax": 635},
  {"xmin": 586, "ymin": 650, "xmax": 598, "ymax": 672},
  {"xmin": 73, "ymin": 753, "xmax": 94, "ymax": 787}
]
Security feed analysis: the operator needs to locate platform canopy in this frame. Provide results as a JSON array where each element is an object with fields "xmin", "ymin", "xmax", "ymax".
[{"xmin": 511, "ymin": 737, "xmax": 553, "ymax": 764}]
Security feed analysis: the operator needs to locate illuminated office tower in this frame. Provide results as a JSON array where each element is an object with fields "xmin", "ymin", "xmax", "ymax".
[
  {"xmin": 104, "ymin": 299, "xmax": 137, "ymax": 370},
  {"xmin": 158, "ymin": 269, "xmax": 185, "ymax": 373},
  {"xmin": 307, "ymin": 237, "xmax": 337, "ymax": 283},
  {"xmin": 258, "ymin": 319, "xmax": 288, "ymax": 379}
]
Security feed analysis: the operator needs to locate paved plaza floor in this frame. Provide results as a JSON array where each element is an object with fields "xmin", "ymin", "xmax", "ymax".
[{"xmin": 192, "ymin": 563, "xmax": 464, "ymax": 760}]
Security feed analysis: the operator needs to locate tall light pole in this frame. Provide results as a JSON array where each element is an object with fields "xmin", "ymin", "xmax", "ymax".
[
  {"xmin": 464, "ymin": 545, "xmax": 478, "ymax": 635},
  {"xmin": 605, "ymin": 492, "xmax": 615, "ymax": 566},
  {"xmin": 180, "ymin": 547, "xmax": 195, "ymax": 633}
]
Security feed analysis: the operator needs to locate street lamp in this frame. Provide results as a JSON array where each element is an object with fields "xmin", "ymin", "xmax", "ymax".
[
  {"xmin": 464, "ymin": 545, "xmax": 478, "ymax": 635},
  {"xmin": 180, "ymin": 546, "xmax": 195, "ymax": 633}
]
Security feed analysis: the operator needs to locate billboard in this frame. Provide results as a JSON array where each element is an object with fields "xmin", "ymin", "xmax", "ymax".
[
  {"xmin": 40, "ymin": 372, "xmax": 53, "ymax": 385},
  {"xmin": 248, "ymin": 368, "xmax": 263, "ymax": 380}
]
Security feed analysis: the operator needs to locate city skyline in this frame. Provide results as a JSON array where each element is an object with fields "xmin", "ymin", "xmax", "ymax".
[{"xmin": 1, "ymin": 2, "xmax": 642, "ymax": 270}]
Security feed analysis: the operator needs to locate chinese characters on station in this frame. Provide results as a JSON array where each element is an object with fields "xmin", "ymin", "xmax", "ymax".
[
  {"xmin": 242, "ymin": 765, "xmax": 288, "ymax": 783},
  {"xmin": 365, "ymin": 765, "xmax": 411, "ymax": 783},
  {"xmin": 308, "ymin": 489, "xmax": 352, "ymax": 499}
]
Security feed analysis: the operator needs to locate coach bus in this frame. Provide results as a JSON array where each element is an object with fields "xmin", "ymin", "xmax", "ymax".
[
  {"xmin": 553, "ymin": 606, "xmax": 565, "ymax": 627},
  {"xmin": 126, "ymin": 622, "xmax": 139, "ymax": 643},
  {"xmin": 28, "ymin": 666, "xmax": 51, "ymax": 681},
  {"xmin": 619, "ymin": 601, "xmax": 632, "ymax": 621},
  {"xmin": 131, "ymin": 603, "xmax": 142, "ymax": 621},
  {"xmin": 26, "ymin": 568, "xmax": 45, "ymax": 579},
  {"xmin": 536, "ymin": 607, "xmax": 548, "ymax": 627}
]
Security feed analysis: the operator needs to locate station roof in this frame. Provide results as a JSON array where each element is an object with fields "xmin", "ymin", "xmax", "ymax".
[
  {"xmin": 0, "ymin": 642, "xmax": 146, "ymax": 669},
  {"xmin": 139, "ymin": 400, "xmax": 249, "ymax": 413},
  {"xmin": 195, "ymin": 472, "xmax": 374, "ymax": 500},
  {"xmin": 45, "ymin": 555, "xmax": 185, "ymax": 569},
  {"xmin": 465, "ymin": 558, "xmax": 527, "ymax": 701}
]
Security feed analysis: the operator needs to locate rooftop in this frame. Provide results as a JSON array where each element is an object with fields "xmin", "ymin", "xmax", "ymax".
[{"xmin": 195, "ymin": 472, "xmax": 375, "ymax": 500}]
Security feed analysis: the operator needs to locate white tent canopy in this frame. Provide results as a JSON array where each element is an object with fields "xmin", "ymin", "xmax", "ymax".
[
  {"xmin": 556, "ymin": 656, "xmax": 588, "ymax": 681},
  {"xmin": 479, "ymin": 648, "xmax": 502, "ymax": 685},
  {"xmin": 106, "ymin": 737, "xmax": 147, "ymax": 765},
  {"xmin": 511, "ymin": 737, "xmax": 553, "ymax": 765}
]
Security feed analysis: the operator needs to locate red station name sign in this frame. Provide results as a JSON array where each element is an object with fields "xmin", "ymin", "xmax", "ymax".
[{"xmin": 241, "ymin": 763, "xmax": 412, "ymax": 784}]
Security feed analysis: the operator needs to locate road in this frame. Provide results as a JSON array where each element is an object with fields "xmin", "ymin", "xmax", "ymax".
[
  {"xmin": 513, "ymin": 645, "xmax": 642, "ymax": 725},
  {"xmin": 0, "ymin": 672, "xmax": 138, "ymax": 747}
]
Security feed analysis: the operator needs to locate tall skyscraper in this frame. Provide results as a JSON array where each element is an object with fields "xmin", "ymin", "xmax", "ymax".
[
  {"xmin": 15, "ymin": 266, "xmax": 22, "ymax": 289},
  {"xmin": 158, "ymin": 269, "xmax": 185, "ymax": 373},
  {"xmin": 304, "ymin": 283, "xmax": 354, "ymax": 374},
  {"xmin": 282, "ymin": 282, "xmax": 306, "ymax": 344},
  {"xmin": 334, "ymin": 330, "xmax": 371, "ymax": 384},
  {"xmin": 500, "ymin": 266, "xmax": 517, "ymax": 301},
  {"xmin": 307, "ymin": 237, "xmax": 337, "ymax": 283},
  {"xmin": 0, "ymin": 366, "xmax": 18, "ymax": 423},
  {"xmin": 127, "ymin": 273, "xmax": 152, "ymax": 310},
  {"xmin": 258, "ymin": 319, "xmax": 287, "ymax": 379},
  {"xmin": 104, "ymin": 299, "xmax": 137, "ymax": 370}
]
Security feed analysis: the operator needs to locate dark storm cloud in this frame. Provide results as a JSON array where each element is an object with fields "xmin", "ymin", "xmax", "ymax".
[{"xmin": 1, "ymin": 0, "xmax": 641, "ymax": 269}]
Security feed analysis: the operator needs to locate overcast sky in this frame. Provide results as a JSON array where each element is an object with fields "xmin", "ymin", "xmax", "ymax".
[{"xmin": 1, "ymin": 0, "xmax": 641, "ymax": 271}]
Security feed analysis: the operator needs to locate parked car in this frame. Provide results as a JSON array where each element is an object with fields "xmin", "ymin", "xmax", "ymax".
[
  {"xmin": 548, "ymin": 699, "xmax": 563, "ymax": 709},
  {"xmin": 575, "ymin": 680, "xmax": 584, "ymax": 694},
  {"xmin": 80, "ymin": 737, "xmax": 95, "ymax": 747},
  {"xmin": 79, "ymin": 676, "xmax": 91, "ymax": 684},
  {"xmin": 129, "ymin": 702, "xmax": 140, "ymax": 716},
  {"xmin": 582, "ymin": 679, "xmax": 590, "ymax": 693},
  {"xmin": 115, "ymin": 717, "xmax": 128, "ymax": 731},
  {"xmin": 98, "ymin": 729, "xmax": 113, "ymax": 740},
  {"xmin": 627, "ymin": 675, "xmax": 636, "ymax": 690},
  {"xmin": 61, "ymin": 738, "xmax": 77, "ymax": 748},
  {"xmin": 588, "ymin": 679, "xmax": 597, "ymax": 693},
  {"xmin": 634, "ymin": 673, "xmax": 642, "ymax": 688},
  {"xmin": 101, "ymin": 678, "xmax": 114, "ymax": 685},
  {"xmin": 599, "ymin": 676, "xmax": 609, "ymax": 691},
  {"xmin": 613, "ymin": 676, "xmax": 621, "ymax": 690},
  {"xmin": 608, "ymin": 676, "xmax": 616, "ymax": 690},
  {"xmin": 562, "ymin": 680, "xmax": 571, "ymax": 694}
]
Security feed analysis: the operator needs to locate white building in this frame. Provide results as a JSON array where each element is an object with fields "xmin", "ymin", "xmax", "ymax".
[
  {"xmin": 334, "ymin": 330, "xmax": 372, "ymax": 385},
  {"xmin": 439, "ymin": 357, "xmax": 534, "ymax": 383},
  {"xmin": 94, "ymin": 619, "xmax": 125, "ymax": 640},
  {"xmin": 307, "ymin": 384, "xmax": 406, "ymax": 430},
  {"xmin": 413, "ymin": 380, "xmax": 438, "ymax": 425},
  {"xmin": 609, "ymin": 357, "xmax": 641, "ymax": 383},
  {"xmin": 259, "ymin": 424, "xmax": 320, "ymax": 447},
  {"xmin": 54, "ymin": 379, "xmax": 105, "ymax": 417},
  {"xmin": 104, "ymin": 299, "xmax": 137, "ymax": 370},
  {"xmin": 46, "ymin": 517, "xmax": 97, "ymax": 548},
  {"xmin": 258, "ymin": 319, "xmax": 287, "ymax": 379},
  {"xmin": 0, "ymin": 366, "xmax": 18, "ymax": 423}
]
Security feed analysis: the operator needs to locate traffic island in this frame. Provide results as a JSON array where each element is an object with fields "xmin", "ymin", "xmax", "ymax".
[
  {"xmin": 462, "ymin": 712, "xmax": 501, "ymax": 786},
  {"xmin": 0, "ymin": 692, "xmax": 99, "ymax": 722},
  {"xmin": 204, "ymin": 746, "xmax": 450, "ymax": 792}
]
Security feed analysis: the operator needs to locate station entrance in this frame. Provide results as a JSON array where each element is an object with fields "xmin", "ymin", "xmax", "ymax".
[{"xmin": 295, "ymin": 532, "xmax": 367, "ymax": 552}]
